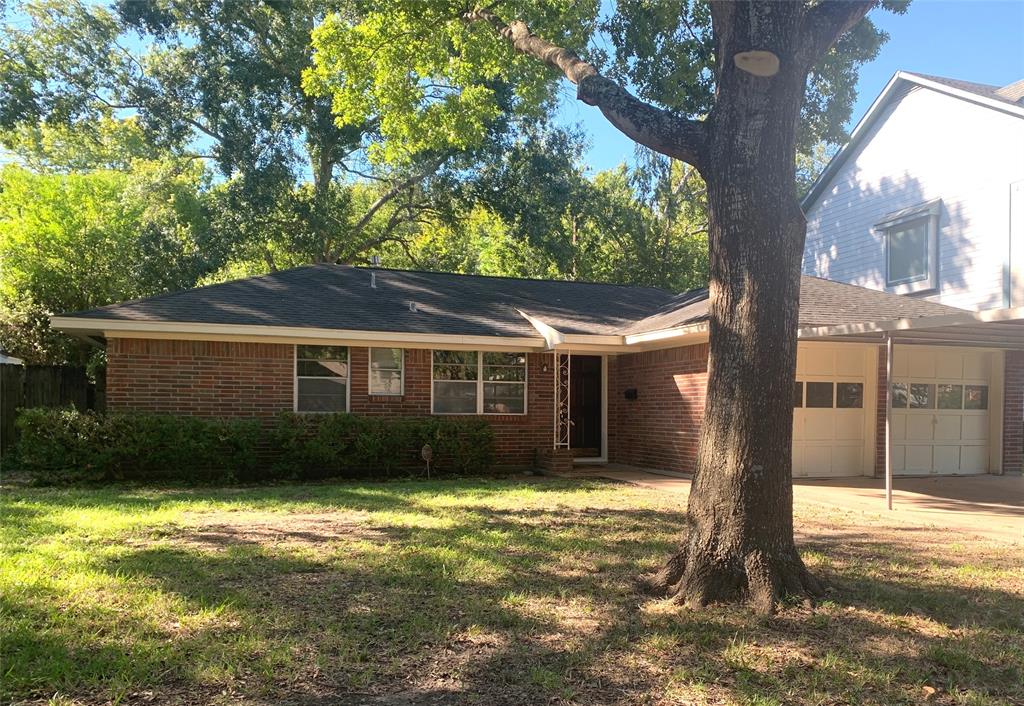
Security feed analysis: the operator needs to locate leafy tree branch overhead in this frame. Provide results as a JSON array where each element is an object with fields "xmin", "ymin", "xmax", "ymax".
[{"xmin": 306, "ymin": 0, "xmax": 906, "ymax": 610}]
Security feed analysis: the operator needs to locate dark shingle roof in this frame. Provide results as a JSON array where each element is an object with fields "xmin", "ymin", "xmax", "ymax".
[
  {"xmin": 906, "ymin": 72, "xmax": 1024, "ymax": 107},
  {"xmin": 624, "ymin": 276, "xmax": 965, "ymax": 335},
  {"xmin": 64, "ymin": 265, "xmax": 967, "ymax": 339},
  {"xmin": 64, "ymin": 264, "xmax": 676, "ymax": 338}
]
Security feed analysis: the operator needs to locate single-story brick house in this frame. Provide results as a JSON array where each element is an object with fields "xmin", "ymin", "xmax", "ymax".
[{"xmin": 53, "ymin": 265, "xmax": 1024, "ymax": 477}]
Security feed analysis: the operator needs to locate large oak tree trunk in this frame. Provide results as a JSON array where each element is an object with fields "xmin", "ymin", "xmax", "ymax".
[
  {"xmin": 470, "ymin": 0, "xmax": 876, "ymax": 612},
  {"xmin": 646, "ymin": 4, "xmax": 823, "ymax": 611}
]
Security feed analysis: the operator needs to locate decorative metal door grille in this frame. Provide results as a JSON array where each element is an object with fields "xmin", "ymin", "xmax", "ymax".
[{"xmin": 554, "ymin": 352, "xmax": 571, "ymax": 448}]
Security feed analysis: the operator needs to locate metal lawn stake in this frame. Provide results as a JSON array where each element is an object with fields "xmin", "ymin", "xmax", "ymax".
[{"xmin": 421, "ymin": 443, "xmax": 433, "ymax": 479}]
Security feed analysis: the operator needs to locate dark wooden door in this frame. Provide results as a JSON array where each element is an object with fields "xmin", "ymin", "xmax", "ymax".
[{"xmin": 569, "ymin": 355, "xmax": 602, "ymax": 453}]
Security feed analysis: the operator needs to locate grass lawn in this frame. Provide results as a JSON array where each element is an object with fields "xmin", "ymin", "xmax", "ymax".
[{"xmin": 2, "ymin": 477, "xmax": 1021, "ymax": 706}]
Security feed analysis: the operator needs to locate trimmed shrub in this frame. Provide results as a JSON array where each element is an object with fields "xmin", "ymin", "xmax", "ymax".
[
  {"xmin": 14, "ymin": 408, "xmax": 260, "ymax": 485},
  {"xmin": 12, "ymin": 408, "xmax": 497, "ymax": 485},
  {"xmin": 271, "ymin": 413, "xmax": 496, "ymax": 480}
]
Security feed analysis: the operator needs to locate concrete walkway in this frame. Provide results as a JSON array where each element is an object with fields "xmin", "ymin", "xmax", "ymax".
[{"xmin": 580, "ymin": 466, "xmax": 1023, "ymax": 544}]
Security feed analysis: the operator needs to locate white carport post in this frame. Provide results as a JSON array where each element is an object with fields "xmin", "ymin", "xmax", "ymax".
[{"xmin": 885, "ymin": 334, "xmax": 894, "ymax": 511}]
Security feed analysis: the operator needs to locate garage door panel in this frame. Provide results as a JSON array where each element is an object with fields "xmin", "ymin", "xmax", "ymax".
[
  {"xmin": 963, "ymin": 353, "xmax": 989, "ymax": 379},
  {"xmin": 803, "ymin": 446, "xmax": 832, "ymax": 473},
  {"xmin": 934, "ymin": 416, "xmax": 962, "ymax": 441},
  {"xmin": 892, "ymin": 413, "xmax": 907, "ymax": 441},
  {"xmin": 836, "ymin": 349, "xmax": 864, "ymax": 376},
  {"xmin": 832, "ymin": 446, "xmax": 863, "ymax": 475},
  {"xmin": 892, "ymin": 444, "xmax": 906, "ymax": 472},
  {"xmin": 961, "ymin": 445, "xmax": 988, "ymax": 473},
  {"xmin": 804, "ymin": 413, "xmax": 835, "ymax": 441},
  {"xmin": 962, "ymin": 415, "xmax": 989, "ymax": 441},
  {"xmin": 934, "ymin": 446, "xmax": 961, "ymax": 473},
  {"xmin": 935, "ymin": 352, "xmax": 963, "ymax": 379},
  {"xmin": 904, "ymin": 445, "xmax": 933, "ymax": 472},
  {"xmin": 906, "ymin": 415, "xmax": 935, "ymax": 441},
  {"xmin": 802, "ymin": 348, "xmax": 835, "ymax": 376},
  {"xmin": 834, "ymin": 410, "xmax": 865, "ymax": 440}
]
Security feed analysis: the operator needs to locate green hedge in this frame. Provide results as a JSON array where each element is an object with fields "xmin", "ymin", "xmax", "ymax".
[
  {"xmin": 13, "ymin": 408, "xmax": 261, "ymax": 484},
  {"xmin": 12, "ymin": 408, "xmax": 496, "ymax": 485},
  {"xmin": 271, "ymin": 412, "xmax": 495, "ymax": 480}
]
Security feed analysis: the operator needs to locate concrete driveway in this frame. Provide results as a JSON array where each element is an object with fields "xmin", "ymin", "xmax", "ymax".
[{"xmin": 588, "ymin": 467, "xmax": 1023, "ymax": 544}]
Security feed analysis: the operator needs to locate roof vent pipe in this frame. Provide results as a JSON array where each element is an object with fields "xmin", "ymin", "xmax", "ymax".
[
  {"xmin": 409, "ymin": 302, "xmax": 418, "ymax": 313},
  {"xmin": 370, "ymin": 255, "xmax": 381, "ymax": 266},
  {"xmin": 370, "ymin": 272, "xmax": 377, "ymax": 289}
]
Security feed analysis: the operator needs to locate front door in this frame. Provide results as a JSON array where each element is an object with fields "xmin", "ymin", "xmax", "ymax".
[{"xmin": 569, "ymin": 355, "xmax": 602, "ymax": 455}]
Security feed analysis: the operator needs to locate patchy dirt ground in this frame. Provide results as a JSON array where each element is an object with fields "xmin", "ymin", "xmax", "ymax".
[{"xmin": 3, "ymin": 478, "xmax": 1021, "ymax": 706}]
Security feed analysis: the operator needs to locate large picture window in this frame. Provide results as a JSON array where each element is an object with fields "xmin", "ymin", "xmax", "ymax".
[
  {"xmin": 369, "ymin": 348, "xmax": 404, "ymax": 395},
  {"xmin": 296, "ymin": 345, "xmax": 349, "ymax": 412},
  {"xmin": 432, "ymin": 350, "xmax": 527, "ymax": 414}
]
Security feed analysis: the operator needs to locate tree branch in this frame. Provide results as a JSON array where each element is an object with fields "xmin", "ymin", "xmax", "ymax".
[
  {"xmin": 327, "ymin": 156, "xmax": 446, "ymax": 262},
  {"xmin": 801, "ymin": 1, "xmax": 878, "ymax": 60},
  {"xmin": 463, "ymin": 7, "xmax": 707, "ymax": 170}
]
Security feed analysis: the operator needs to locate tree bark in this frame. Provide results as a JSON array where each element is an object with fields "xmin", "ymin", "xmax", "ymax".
[
  {"xmin": 472, "ymin": 0, "xmax": 875, "ymax": 612},
  {"xmin": 645, "ymin": 2, "xmax": 872, "ymax": 612}
]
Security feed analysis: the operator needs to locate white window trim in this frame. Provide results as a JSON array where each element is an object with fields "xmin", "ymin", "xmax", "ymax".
[
  {"xmin": 877, "ymin": 200, "xmax": 942, "ymax": 294},
  {"xmin": 430, "ymin": 349, "xmax": 528, "ymax": 416},
  {"xmin": 368, "ymin": 347, "xmax": 404, "ymax": 396},
  {"xmin": 293, "ymin": 344, "xmax": 350, "ymax": 414}
]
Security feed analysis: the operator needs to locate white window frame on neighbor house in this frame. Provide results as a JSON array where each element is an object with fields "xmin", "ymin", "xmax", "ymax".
[
  {"xmin": 294, "ymin": 344, "xmax": 350, "ymax": 413},
  {"xmin": 878, "ymin": 199, "xmax": 942, "ymax": 294},
  {"xmin": 368, "ymin": 347, "xmax": 404, "ymax": 396},
  {"xmin": 430, "ymin": 350, "xmax": 528, "ymax": 415}
]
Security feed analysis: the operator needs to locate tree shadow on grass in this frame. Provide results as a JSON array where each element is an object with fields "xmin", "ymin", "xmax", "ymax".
[{"xmin": 4, "ymin": 482, "xmax": 1022, "ymax": 705}]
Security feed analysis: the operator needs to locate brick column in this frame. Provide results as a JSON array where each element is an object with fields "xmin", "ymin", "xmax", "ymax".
[
  {"xmin": 873, "ymin": 344, "xmax": 888, "ymax": 477},
  {"xmin": 1002, "ymin": 350, "xmax": 1024, "ymax": 474}
]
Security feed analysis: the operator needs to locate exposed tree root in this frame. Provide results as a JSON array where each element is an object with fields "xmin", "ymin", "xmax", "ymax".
[{"xmin": 642, "ymin": 543, "xmax": 825, "ymax": 614}]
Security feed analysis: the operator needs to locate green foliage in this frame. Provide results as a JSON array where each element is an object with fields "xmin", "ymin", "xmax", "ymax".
[
  {"xmin": 13, "ymin": 408, "xmax": 497, "ymax": 485},
  {"xmin": 13, "ymin": 408, "xmax": 261, "ymax": 484},
  {"xmin": 272, "ymin": 413, "xmax": 496, "ymax": 480}
]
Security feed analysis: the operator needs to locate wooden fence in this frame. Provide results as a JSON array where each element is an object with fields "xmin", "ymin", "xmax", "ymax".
[{"xmin": 1, "ymin": 364, "xmax": 102, "ymax": 455}]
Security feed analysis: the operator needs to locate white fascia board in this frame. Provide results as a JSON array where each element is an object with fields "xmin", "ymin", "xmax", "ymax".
[
  {"xmin": 50, "ymin": 316, "xmax": 547, "ymax": 350},
  {"xmin": 798, "ymin": 307, "xmax": 1024, "ymax": 339},
  {"xmin": 624, "ymin": 321, "xmax": 709, "ymax": 345}
]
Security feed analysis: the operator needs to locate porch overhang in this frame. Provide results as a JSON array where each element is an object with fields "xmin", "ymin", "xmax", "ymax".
[{"xmin": 798, "ymin": 307, "xmax": 1024, "ymax": 349}]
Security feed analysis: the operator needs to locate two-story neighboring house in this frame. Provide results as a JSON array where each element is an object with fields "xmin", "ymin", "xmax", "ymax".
[
  {"xmin": 799, "ymin": 71, "xmax": 1024, "ymax": 478},
  {"xmin": 803, "ymin": 71, "xmax": 1024, "ymax": 310}
]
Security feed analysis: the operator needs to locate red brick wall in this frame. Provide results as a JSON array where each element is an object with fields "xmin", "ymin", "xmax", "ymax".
[
  {"xmin": 106, "ymin": 338, "xmax": 294, "ymax": 417},
  {"xmin": 873, "ymin": 345, "xmax": 887, "ymax": 476},
  {"xmin": 608, "ymin": 343, "xmax": 708, "ymax": 473},
  {"xmin": 1002, "ymin": 350, "xmax": 1024, "ymax": 474},
  {"xmin": 106, "ymin": 338, "xmax": 554, "ymax": 467}
]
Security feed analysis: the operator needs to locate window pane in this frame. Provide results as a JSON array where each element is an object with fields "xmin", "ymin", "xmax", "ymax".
[
  {"xmin": 483, "ymin": 383, "xmax": 525, "ymax": 414},
  {"xmin": 793, "ymin": 381, "xmax": 803, "ymax": 408},
  {"xmin": 433, "ymin": 350, "xmax": 477, "ymax": 366},
  {"xmin": 836, "ymin": 382, "xmax": 864, "ymax": 409},
  {"xmin": 432, "ymin": 363, "xmax": 477, "ymax": 381},
  {"xmin": 483, "ymin": 366, "xmax": 526, "ymax": 382},
  {"xmin": 888, "ymin": 221, "xmax": 928, "ymax": 284},
  {"xmin": 370, "ymin": 347, "xmax": 402, "ymax": 370},
  {"xmin": 483, "ymin": 352, "xmax": 526, "ymax": 366},
  {"xmin": 370, "ymin": 370, "xmax": 402, "ymax": 395},
  {"xmin": 297, "ymin": 378, "xmax": 346, "ymax": 412},
  {"xmin": 892, "ymin": 382, "xmax": 908, "ymax": 408},
  {"xmin": 433, "ymin": 381, "xmax": 477, "ymax": 413},
  {"xmin": 806, "ymin": 382, "xmax": 834, "ymax": 408},
  {"xmin": 298, "ymin": 360, "xmax": 348, "ymax": 377},
  {"xmin": 910, "ymin": 383, "xmax": 934, "ymax": 409},
  {"xmin": 937, "ymin": 384, "xmax": 963, "ymax": 410},
  {"xmin": 965, "ymin": 385, "xmax": 988, "ymax": 410},
  {"xmin": 297, "ymin": 345, "xmax": 347, "ymax": 362}
]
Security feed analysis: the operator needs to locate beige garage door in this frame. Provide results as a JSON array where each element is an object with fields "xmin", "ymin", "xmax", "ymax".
[
  {"xmin": 792, "ymin": 345, "xmax": 874, "ymax": 478},
  {"xmin": 890, "ymin": 348, "xmax": 992, "ymax": 475}
]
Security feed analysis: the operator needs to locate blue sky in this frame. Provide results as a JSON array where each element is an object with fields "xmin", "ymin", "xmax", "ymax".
[{"xmin": 563, "ymin": 0, "xmax": 1024, "ymax": 173}]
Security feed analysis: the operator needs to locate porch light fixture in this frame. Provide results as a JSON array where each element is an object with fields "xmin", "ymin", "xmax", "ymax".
[{"xmin": 734, "ymin": 50, "xmax": 779, "ymax": 77}]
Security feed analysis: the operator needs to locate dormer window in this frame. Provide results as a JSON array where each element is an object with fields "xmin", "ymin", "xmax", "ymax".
[{"xmin": 878, "ymin": 200, "xmax": 941, "ymax": 294}]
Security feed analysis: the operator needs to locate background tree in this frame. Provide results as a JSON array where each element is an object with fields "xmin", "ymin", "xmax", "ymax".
[{"xmin": 308, "ymin": 0, "xmax": 903, "ymax": 611}]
